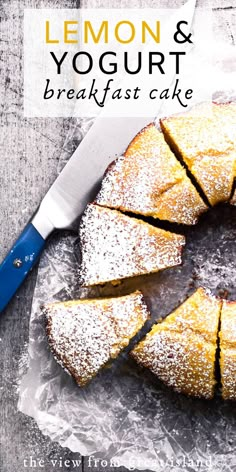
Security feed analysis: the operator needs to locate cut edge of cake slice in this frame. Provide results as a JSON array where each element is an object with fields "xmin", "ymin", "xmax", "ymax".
[
  {"xmin": 130, "ymin": 287, "xmax": 222, "ymax": 399},
  {"xmin": 45, "ymin": 290, "xmax": 150, "ymax": 387},
  {"xmin": 95, "ymin": 123, "xmax": 207, "ymax": 225},
  {"xmin": 219, "ymin": 299, "xmax": 236, "ymax": 401},
  {"xmin": 79, "ymin": 204, "xmax": 185, "ymax": 287}
]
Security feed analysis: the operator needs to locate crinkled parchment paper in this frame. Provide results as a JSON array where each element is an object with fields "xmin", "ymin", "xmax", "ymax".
[{"xmin": 18, "ymin": 13, "xmax": 236, "ymax": 472}]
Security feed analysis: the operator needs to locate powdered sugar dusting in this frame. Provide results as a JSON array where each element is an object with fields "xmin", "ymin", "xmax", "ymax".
[
  {"xmin": 162, "ymin": 103, "xmax": 235, "ymax": 164},
  {"xmin": 79, "ymin": 204, "xmax": 185, "ymax": 286},
  {"xmin": 221, "ymin": 300, "xmax": 236, "ymax": 345},
  {"xmin": 191, "ymin": 152, "xmax": 235, "ymax": 205},
  {"xmin": 96, "ymin": 124, "xmax": 185, "ymax": 212},
  {"xmin": 154, "ymin": 287, "xmax": 221, "ymax": 343},
  {"xmin": 220, "ymin": 300, "xmax": 236, "ymax": 400},
  {"xmin": 161, "ymin": 102, "xmax": 236, "ymax": 206},
  {"xmin": 131, "ymin": 288, "xmax": 221, "ymax": 399},
  {"xmin": 45, "ymin": 291, "xmax": 149, "ymax": 387},
  {"xmin": 96, "ymin": 125, "xmax": 207, "ymax": 225},
  {"xmin": 147, "ymin": 177, "xmax": 207, "ymax": 225},
  {"xmin": 132, "ymin": 330, "xmax": 216, "ymax": 399}
]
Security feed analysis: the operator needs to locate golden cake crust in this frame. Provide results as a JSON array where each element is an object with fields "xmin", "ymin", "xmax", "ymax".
[
  {"xmin": 95, "ymin": 124, "xmax": 207, "ymax": 225},
  {"xmin": 79, "ymin": 204, "xmax": 185, "ymax": 286},
  {"xmin": 45, "ymin": 291, "xmax": 150, "ymax": 387},
  {"xmin": 219, "ymin": 300, "xmax": 236, "ymax": 400},
  {"xmin": 132, "ymin": 330, "xmax": 217, "ymax": 398},
  {"xmin": 160, "ymin": 102, "xmax": 236, "ymax": 206},
  {"xmin": 131, "ymin": 288, "xmax": 222, "ymax": 399},
  {"xmin": 154, "ymin": 287, "xmax": 221, "ymax": 342}
]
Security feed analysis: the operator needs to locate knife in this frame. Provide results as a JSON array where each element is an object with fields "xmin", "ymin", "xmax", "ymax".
[{"xmin": 0, "ymin": 117, "xmax": 152, "ymax": 311}]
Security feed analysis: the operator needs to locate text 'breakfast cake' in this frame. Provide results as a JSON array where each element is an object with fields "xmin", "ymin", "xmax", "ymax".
[
  {"xmin": 95, "ymin": 124, "xmax": 207, "ymax": 225},
  {"xmin": 160, "ymin": 102, "xmax": 236, "ymax": 207},
  {"xmin": 79, "ymin": 204, "xmax": 185, "ymax": 286},
  {"xmin": 131, "ymin": 288, "xmax": 222, "ymax": 399},
  {"xmin": 45, "ymin": 291, "xmax": 150, "ymax": 387},
  {"xmin": 219, "ymin": 300, "xmax": 236, "ymax": 401}
]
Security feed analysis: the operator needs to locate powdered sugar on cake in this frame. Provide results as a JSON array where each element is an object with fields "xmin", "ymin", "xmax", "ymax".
[
  {"xmin": 95, "ymin": 125, "xmax": 207, "ymax": 225},
  {"xmin": 131, "ymin": 330, "xmax": 215, "ymax": 398},
  {"xmin": 160, "ymin": 103, "xmax": 236, "ymax": 206},
  {"xmin": 45, "ymin": 291, "xmax": 149, "ymax": 387},
  {"xmin": 220, "ymin": 300, "xmax": 236, "ymax": 400},
  {"xmin": 79, "ymin": 204, "xmax": 185, "ymax": 286},
  {"xmin": 131, "ymin": 288, "xmax": 221, "ymax": 399},
  {"xmin": 96, "ymin": 150, "xmax": 184, "ymax": 214}
]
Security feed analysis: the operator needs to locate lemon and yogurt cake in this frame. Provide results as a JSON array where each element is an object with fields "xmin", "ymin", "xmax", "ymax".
[
  {"xmin": 45, "ymin": 291, "xmax": 150, "ymax": 387},
  {"xmin": 131, "ymin": 288, "xmax": 222, "ymax": 399},
  {"xmin": 161, "ymin": 102, "xmax": 236, "ymax": 206},
  {"xmin": 96, "ymin": 124, "xmax": 207, "ymax": 225},
  {"xmin": 79, "ymin": 204, "xmax": 185, "ymax": 286}
]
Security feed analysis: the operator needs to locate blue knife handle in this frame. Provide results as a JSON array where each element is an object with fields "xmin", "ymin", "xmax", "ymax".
[{"xmin": 0, "ymin": 223, "xmax": 46, "ymax": 312}]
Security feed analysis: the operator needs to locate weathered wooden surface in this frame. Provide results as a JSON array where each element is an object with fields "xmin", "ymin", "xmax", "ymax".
[{"xmin": 0, "ymin": 1, "xmax": 235, "ymax": 472}]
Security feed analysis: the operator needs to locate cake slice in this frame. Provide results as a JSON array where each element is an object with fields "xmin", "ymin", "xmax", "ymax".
[
  {"xmin": 219, "ymin": 300, "xmax": 236, "ymax": 400},
  {"xmin": 131, "ymin": 287, "xmax": 222, "ymax": 399},
  {"xmin": 79, "ymin": 204, "xmax": 185, "ymax": 286},
  {"xmin": 160, "ymin": 102, "xmax": 236, "ymax": 206},
  {"xmin": 45, "ymin": 291, "xmax": 150, "ymax": 387},
  {"xmin": 95, "ymin": 124, "xmax": 207, "ymax": 225}
]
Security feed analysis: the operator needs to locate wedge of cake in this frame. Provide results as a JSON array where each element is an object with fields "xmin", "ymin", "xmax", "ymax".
[
  {"xmin": 95, "ymin": 124, "xmax": 207, "ymax": 225},
  {"xmin": 131, "ymin": 287, "xmax": 222, "ymax": 399},
  {"xmin": 160, "ymin": 102, "xmax": 236, "ymax": 206},
  {"xmin": 219, "ymin": 300, "xmax": 236, "ymax": 400},
  {"xmin": 45, "ymin": 291, "xmax": 150, "ymax": 387},
  {"xmin": 79, "ymin": 204, "xmax": 185, "ymax": 286}
]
